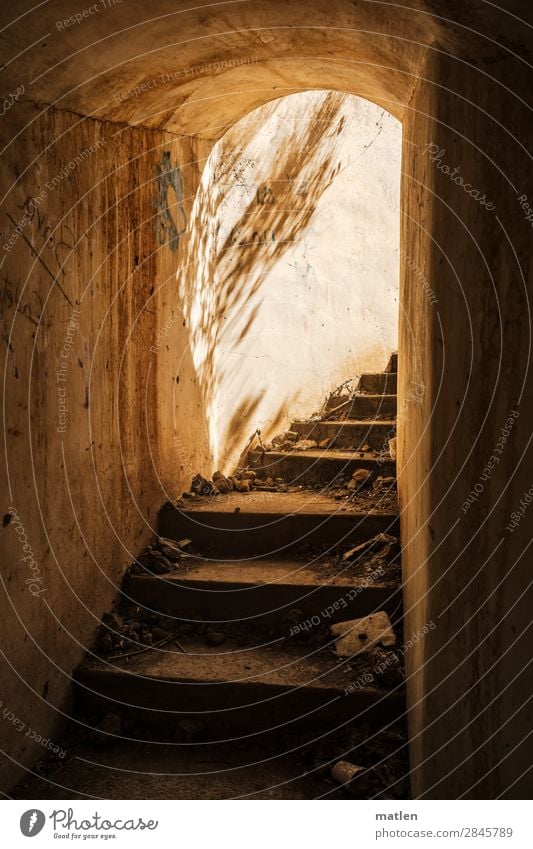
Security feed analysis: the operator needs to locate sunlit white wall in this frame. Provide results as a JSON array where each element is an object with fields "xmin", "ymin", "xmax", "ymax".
[{"xmin": 182, "ymin": 92, "xmax": 401, "ymax": 472}]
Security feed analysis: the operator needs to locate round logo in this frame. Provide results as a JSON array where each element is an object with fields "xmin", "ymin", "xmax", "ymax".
[{"xmin": 20, "ymin": 809, "xmax": 46, "ymax": 837}]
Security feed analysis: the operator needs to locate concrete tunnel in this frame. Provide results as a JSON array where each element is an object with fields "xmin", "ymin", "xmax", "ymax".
[{"xmin": 0, "ymin": 0, "xmax": 532, "ymax": 799}]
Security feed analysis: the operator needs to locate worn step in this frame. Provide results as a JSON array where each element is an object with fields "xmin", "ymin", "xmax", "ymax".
[
  {"xmin": 125, "ymin": 557, "xmax": 401, "ymax": 626},
  {"xmin": 75, "ymin": 638, "xmax": 404, "ymax": 740},
  {"xmin": 290, "ymin": 419, "xmax": 396, "ymax": 452},
  {"xmin": 248, "ymin": 448, "xmax": 395, "ymax": 487},
  {"xmin": 158, "ymin": 492, "xmax": 399, "ymax": 557},
  {"xmin": 346, "ymin": 394, "xmax": 397, "ymax": 419},
  {"xmin": 358, "ymin": 373, "xmax": 397, "ymax": 394}
]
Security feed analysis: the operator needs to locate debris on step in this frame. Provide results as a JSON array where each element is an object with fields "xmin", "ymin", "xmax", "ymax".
[
  {"xmin": 331, "ymin": 760, "xmax": 365, "ymax": 786},
  {"xmin": 318, "ymin": 437, "xmax": 334, "ymax": 448},
  {"xmin": 129, "ymin": 536, "xmax": 193, "ymax": 577},
  {"xmin": 330, "ymin": 612, "xmax": 396, "ymax": 657},
  {"xmin": 230, "ymin": 476, "xmax": 251, "ymax": 492},
  {"xmin": 212, "ymin": 471, "xmax": 233, "ymax": 493},
  {"xmin": 342, "ymin": 533, "xmax": 400, "ymax": 563},
  {"xmin": 292, "ymin": 439, "xmax": 318, "ymax": 451},
  {"xmin": 388, "ymin": 437, "xmax": 397, "ymax": 459},
  {"xmin": 272, "ymin": 431, "xmax": 298, "ymax": 446},
  {"xmin": 191, "ymin": 473, "xmax": 218, "ymax": 496},
  {"xmin": 346, "ymin": 468, "xmax": 373, "ymax": 491},
  {"xmin": 372, "ymin": 647, "xmax": 404, "ymax": 686}
]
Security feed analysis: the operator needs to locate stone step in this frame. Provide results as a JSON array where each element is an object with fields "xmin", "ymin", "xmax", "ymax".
[
  {"xmin": 290, "ymin": 419, "xmax": 396, "ymax": 451},
  {"xmin": 75, "ymin": 638, "xmax": 404, "ymax": 741},
  {"xmin": 346, "ymin": 394, "xmax": 397, "ymax": 419},
  {"xmin": 248, "ymin": 448, "xmax": 395, "ymax": 487},
  {"xmin": 158, "ymin": 492, "xmax": 399, "ymax": 557},
  {"xmin": 125, "ymin": 557, "xmax": 402, "ymax": 626},
  {"xmin": 358, "ymin": 372, "xmax": 397, "ymax": 394}
]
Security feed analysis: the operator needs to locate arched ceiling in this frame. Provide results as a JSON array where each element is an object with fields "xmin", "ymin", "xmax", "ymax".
[{"xmin": 1, "ymin": 0, "xmax": 531, "ymax": 138}]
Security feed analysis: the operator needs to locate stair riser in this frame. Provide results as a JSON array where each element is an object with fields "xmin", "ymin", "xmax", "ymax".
[
  {"xmin": 359, "ymin": 373, "xmax": 397, "ymax": 394},
  {"xmin": 124, "ymin": 575, "xmax": 402, "ymax": 627},
  {"xmin": 159, "ymin": 508, "xmax": 399, "ymax": 557},
  {"xmin": 290, "ymin": 421, "xmax": 396, "ymax": 451},
  {"xmin": 248, "ymin": 452, "xmax": 395, "ymax": 487},
  {"xmin": 347, "ymin": 395, "xmax": 397, "ymax": 419},
  {"xmin": 75, "ymin": 672, "xmax": 404, "ymax": 741}
]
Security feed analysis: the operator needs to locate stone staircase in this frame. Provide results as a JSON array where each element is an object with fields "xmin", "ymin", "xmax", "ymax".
[{"xmin": 17, "ymin": 354, "xmax": 408, "ymax": 799}]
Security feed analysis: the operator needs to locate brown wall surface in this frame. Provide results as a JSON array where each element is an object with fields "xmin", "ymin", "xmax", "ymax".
[{"xmin": 0, "ymin": 102, "xmax": 211, "ymax": 790}]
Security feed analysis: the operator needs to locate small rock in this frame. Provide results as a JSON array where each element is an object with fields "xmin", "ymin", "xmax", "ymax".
[
  {"xmin": 318, "ymin": 438, "xmax": 333, "ymax": 449},
  {"xmin": 331, "ymin": 760, "xmax": 364, "ymax": 786},
  {"xmin": 330, "ymin": 612, "xmax": 396, "ymax": 657},
  {"xmin": 389, "ymin": 437, "xmax": 397, "ymax": 459},
  {"xmin": 231, "ymin": 477, "xmax": 251, "ymax": 492},
  {"xmin": 346, "ymin": 468, "xmax": 373, "ymax": 491},
  {"xmin": 212, "ymin": 471, "xmax": 233, "ymax": 493},
  {"xmin": 239, "ymin": 470, "xmax": 257, "ymax": 481}
]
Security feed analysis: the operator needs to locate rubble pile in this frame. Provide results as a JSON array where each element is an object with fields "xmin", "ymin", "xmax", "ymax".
[
  {"xmin": 307, "ymin": 723, "xmax": 409, "ymax": 799},
  {"xmin": 185, "ymin": 468, "xmax": 294, "ymax": 497},
  {"xmin": 128, "ymin": 536, "xmax": 194, "ymax": 576}
]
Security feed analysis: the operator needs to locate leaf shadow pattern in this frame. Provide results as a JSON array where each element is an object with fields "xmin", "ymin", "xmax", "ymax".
[{"xmin": 178, "ymin": 92, "xmax": 349, "ymax": 470}]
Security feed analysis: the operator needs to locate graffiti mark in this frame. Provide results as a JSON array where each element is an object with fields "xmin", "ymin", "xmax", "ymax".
[
  {"xmin": 0, "ymin": 274, "xmax": 44, "ymax": 327},
  {"xmin": 5, "ymin": 213, "xmax": 73, "ymax": 307},
  {"xmin": 155, "ymin": 151, "xmax": 187, "ymax": 251}
]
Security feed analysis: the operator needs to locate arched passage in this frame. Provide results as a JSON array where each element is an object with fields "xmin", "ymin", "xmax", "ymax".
[{"xmin": 0, "ymin": 0, "xmax": 531, "ymax": 799}]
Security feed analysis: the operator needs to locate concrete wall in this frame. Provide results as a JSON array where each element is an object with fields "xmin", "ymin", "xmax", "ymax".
[
  {"xmin": 0, "ymin": 102, "xmax": 211, "ymax": 790},
  {"xmin": 399, "ymin": 48, "xmax": 533, "ymax": 798},
  {"xmin": 183, "ymin": 91, "xmax": 400, "ymax": 471}
]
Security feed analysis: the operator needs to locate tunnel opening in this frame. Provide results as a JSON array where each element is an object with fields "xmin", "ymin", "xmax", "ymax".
[
  {"xmin": 178, "ymin": 90, "xmax": 401, "ymax": 474},
  {"xmin": 1, "ymin": 0, "xmax": 530, "ymax": 802}
]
